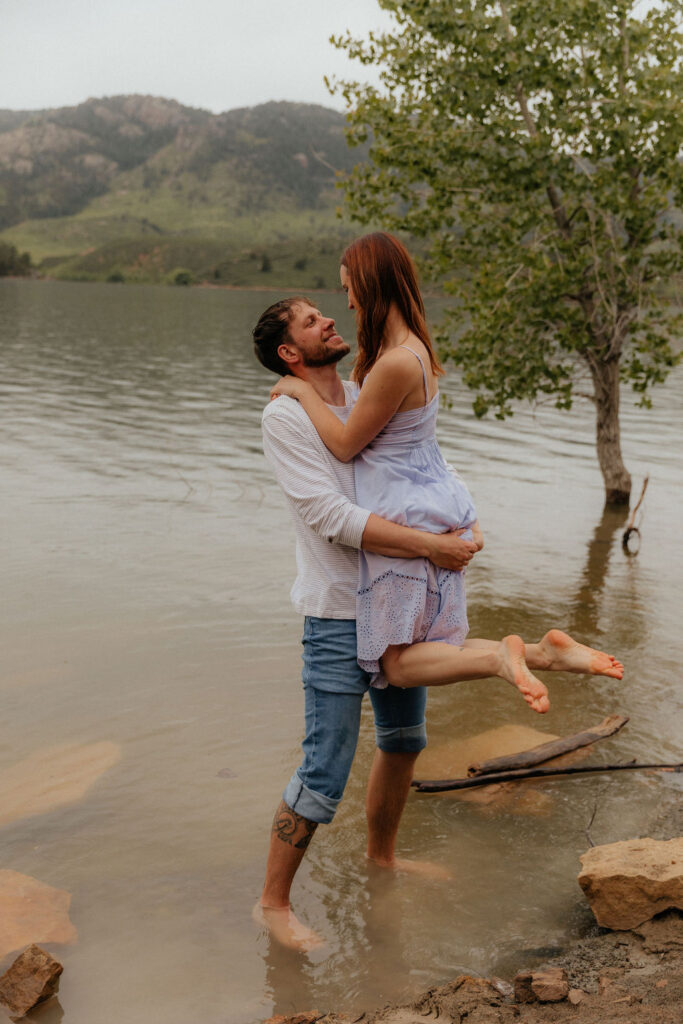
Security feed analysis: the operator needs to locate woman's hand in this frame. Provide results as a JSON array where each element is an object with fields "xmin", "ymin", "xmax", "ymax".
[
  {"xmin": 471, "ymin": 520, "xmax": 484, "ymax": 551},
  {"xmin": 270, "ymin": 376, "xmax": 311, "ymax": 402}
]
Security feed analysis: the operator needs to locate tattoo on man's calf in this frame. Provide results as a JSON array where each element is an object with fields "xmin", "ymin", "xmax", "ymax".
[{"xmin": 272, "ymin": 802, "xmax": 318, "ymax": 849}]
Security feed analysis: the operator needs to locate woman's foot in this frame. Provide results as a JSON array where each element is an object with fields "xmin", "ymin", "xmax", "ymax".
[
  {"xmin": 537, "ymin": 630, "xmax": 624, "ymax": 678},
  {"xmin": 252, "ymin": 901, "xmax": 325, "ymax": 953},
  {"xmin": 499, "ymin": 635, "xmax": 550, "ymax": 713}
]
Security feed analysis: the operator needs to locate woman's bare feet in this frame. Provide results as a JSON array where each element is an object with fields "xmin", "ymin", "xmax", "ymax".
[
  {"xmin": 537, "ymin": 630, "xmax": 624, "ymax": 679},
  {"xmin": 498, "ymin": 635, "xmax": 550, "ymax": 713},
  {"xmin": 252, "ymin": 902, "xmax": 325, "ymax": 953}
]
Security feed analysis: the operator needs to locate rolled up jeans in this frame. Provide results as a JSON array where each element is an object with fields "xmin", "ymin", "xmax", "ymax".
[{"xmin": 282, "ymin": 616, "xmax": 427, "ymax": 825}]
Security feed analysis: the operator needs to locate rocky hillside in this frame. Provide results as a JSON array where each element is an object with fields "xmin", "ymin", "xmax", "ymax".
[
  {"xmin": 0, "ymin": 95, "xmax": 367, "ymax": 284},
  {"xmin": 0, "ymin": 95, "xmax": 358, "ymax": 229}
]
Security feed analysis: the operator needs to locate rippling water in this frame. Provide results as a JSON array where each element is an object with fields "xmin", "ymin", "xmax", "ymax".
[{"xmin": 1, "ymin": 279, "xmax": 681, "ymax": 1023}]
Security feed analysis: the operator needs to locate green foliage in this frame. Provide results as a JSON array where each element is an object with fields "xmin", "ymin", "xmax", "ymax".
[
  {"xmin": 171, "ymin": 269, "xmax": 194, "ymax": 286},
  {"xmin": 331, "ymin": 1, "xmax": 683, "ymax": 434},
  {"xmin": 0, "ymin": 241, "xmax": 32, "ymax": 276},
  {"xmin": 45, "ymin": 233, "xmax": 352, "ymax": 290}
]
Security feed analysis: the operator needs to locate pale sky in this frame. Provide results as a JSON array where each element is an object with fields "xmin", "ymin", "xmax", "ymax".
[{"xmin": 1, "ymin": 0, "xmax": 395, "ymax": 114}]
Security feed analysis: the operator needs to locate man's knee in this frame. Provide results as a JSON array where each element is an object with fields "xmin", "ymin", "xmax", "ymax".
[
  {"xmin": 370, "ymin": 683, "xmax": 428, "ymax": 754},
  {"xmin": 282, "ymin": 770, "xmax": 342, "ymax": 825},
  {"xmin": 374, "ymin": 720, "xmax": 427, "ymax": 754}
]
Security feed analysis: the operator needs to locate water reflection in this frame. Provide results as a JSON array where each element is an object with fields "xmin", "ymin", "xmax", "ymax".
[{"xmin": 568, "ymin": 506, "xmax": 631, "ymax": 637}]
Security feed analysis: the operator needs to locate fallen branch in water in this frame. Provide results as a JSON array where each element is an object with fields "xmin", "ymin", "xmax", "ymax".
[
  {"xmin": 467, "ymin": 714, "xmax": 629, "ymax": 777},
  {"xmin": 411, "ymin": 762, "xmax": 682, "ymax": 793},
  {"xmin": 622, "ymin": 475, "xmax": 649, "ymax": 554}
]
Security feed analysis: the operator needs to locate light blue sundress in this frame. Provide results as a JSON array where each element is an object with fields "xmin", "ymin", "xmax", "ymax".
[{"xmin": 353, "ymin": 347, "xmax": 477, "ymax": 687}]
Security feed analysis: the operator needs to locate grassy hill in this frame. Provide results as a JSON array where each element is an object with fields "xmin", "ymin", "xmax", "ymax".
[{"xmin": 0, "ymin": 96, "xmax": 367, "ymax": 286}]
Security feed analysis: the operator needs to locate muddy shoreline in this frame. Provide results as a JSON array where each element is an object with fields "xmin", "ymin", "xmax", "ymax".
[{"xmin": 267, "ymin": 914, "xmax": 682, "ymax": 1024}]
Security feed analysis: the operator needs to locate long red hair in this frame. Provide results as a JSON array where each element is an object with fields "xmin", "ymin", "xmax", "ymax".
[{"xmin": 341, "ymin": 232, "xmax": 443, "ymax": 385}]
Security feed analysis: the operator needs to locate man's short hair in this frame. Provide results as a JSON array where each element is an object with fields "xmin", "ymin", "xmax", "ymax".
[{"xmin": 252, "ymin": 296, "xmax": 312, "ymax": 376}]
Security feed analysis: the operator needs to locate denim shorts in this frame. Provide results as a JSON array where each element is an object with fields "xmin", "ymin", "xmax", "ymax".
[{"xmin": 282, "ymin": 617, "xmax": 427, "ymax": 824}]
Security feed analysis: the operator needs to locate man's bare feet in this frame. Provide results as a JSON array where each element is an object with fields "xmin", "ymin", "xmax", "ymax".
[
  {"xmin": 537, "ymin": 629, "xmax": 624, "ymax": 679},
  {"xmin": 499, "ymin": 635, "xmax": 550, "ymax": 713},
  {"xmin": 365, "ymin": 853, "xmax": 453, "ymax": 881},
  {"xmin": 252, "ymin": 901, "xmax": 325, "ymax": 953}
]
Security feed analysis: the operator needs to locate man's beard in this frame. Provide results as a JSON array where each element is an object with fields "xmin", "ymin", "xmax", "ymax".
[{"xmin": 301, "ymin": 341, "xmax": 351, "ymax": 368}]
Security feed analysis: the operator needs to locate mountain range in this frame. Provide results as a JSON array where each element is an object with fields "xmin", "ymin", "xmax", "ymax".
[{"xmin": 0, "ymin": 95, "xmax": 367, "ymax": 286}]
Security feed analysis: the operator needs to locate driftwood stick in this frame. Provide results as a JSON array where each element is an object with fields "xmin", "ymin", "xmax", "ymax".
[
  {"xmin": 627, "ymin": 475, "xmax": 649, "ymax": 531},
  {"xmin": 622, "ymin": 475, "xmax": 649, "ymax": 553},
  {"xmin": 466, "ymin": 714, "xmax": 629, "ymax": 777},
  {"xmin": 412, "ymin": 762, "xmax": 682, "ymax": 793}
]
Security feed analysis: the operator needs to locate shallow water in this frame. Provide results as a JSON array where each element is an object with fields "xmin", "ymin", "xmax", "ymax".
[{"xmin": 0, "ymin": 279, "xmax": 681, "ymax": 1022}]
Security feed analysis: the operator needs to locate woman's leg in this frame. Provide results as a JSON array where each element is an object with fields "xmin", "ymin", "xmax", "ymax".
[
  {"xmin": 381, "ymin": 635, "xmax": 550, "ymax": 713},
  {"xmin": 464, "ymin": 632, "xmax": 623, "ymax": 678}
]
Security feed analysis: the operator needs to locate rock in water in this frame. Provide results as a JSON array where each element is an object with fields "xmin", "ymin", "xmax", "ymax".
[
  {"xmin": 0, "ymin": 945, "xmax": 62, "ymax": 1017},
  {"xmin": 579, "ymin": 837, "xmax": 683, "ymax": 929},
  {"xmin": 0, "ymin": 871, "xmax": 77, "ymax": 960}
]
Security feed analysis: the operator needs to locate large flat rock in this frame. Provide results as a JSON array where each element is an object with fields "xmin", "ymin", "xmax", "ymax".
[
  {"xmin": 0, "ymin": 741, "xmax": 120, "ymax": 827},
  {"xmin": 0, "ymin": 871, "xmax": 77, "ymax": 960},
  {"xmin": 578, "ymin": 837, "xmax": 683, "ymax": 929},
  {"xmin": 415, "ymin": 724, "xmax": 563, "ymax": 813}
]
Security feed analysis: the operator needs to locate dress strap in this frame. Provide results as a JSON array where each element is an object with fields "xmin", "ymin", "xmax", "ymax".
[{"xmin": 400, "ymin": 345, "xmax": 430, "ymax": 407}]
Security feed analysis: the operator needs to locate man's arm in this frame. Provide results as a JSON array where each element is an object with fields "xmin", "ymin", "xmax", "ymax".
[
  {"xmin": 262, "ymin": 400, "xmax": 478, "ymax": 572},
  {"xmin": 361, "ymin": 515, "xmax": 478, "ymax": 571}
]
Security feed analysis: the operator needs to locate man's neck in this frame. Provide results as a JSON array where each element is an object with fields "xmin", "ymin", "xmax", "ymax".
[{"xmin": 298, "ymin": 366, "xmax": 346, "ymax": 406}]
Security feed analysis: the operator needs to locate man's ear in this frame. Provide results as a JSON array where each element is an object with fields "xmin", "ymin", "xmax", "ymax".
[{"xmin": 277, "ymin": 342, "xmax": 299, "ymax": 367}]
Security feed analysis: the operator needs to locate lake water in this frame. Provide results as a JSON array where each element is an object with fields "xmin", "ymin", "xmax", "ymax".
[{"xmin": 1, "ymin": 278, "xmax": 681, "ymax": 1023}]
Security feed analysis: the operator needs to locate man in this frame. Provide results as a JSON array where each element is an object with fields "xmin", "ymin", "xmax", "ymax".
[{"xmin": 252, "ymin": 297, "xmax": 479, "ymax": 952}]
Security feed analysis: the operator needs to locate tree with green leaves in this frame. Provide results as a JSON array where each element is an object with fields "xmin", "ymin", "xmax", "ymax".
[
  {"xmin": 331, "ymin": 0, "xmax": 682, "ymax": 505},
  {"xmin": 0, "ymin": 242, "xmax": 32, "ymax": 277}
]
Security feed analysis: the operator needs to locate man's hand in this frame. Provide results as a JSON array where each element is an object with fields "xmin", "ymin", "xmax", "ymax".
[
  {"xmin": 424, "ymin": 528, "xmax": 479, "ymax": 571},
  {"xmin": 270, "ymin": 376, "xmax": 311, "ymax": 402}
]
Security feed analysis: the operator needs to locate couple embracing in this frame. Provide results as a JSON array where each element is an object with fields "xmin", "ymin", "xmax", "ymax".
[{"xmin": 251, "ymin": 232, "xmax": 623, "ymax": 952}]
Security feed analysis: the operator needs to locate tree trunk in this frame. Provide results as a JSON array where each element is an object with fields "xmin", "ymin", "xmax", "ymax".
[{"xmin": 587, "ymin": 356, "xmax": 632, "ymax": 506}]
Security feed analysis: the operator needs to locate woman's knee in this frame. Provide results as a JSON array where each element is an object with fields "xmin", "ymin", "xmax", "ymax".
[{"xmin": 381, "ymin": 646, "xmax": 410, "ymax": 687}]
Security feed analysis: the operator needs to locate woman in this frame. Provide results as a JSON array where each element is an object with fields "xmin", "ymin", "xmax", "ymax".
[{"xmin": 271, "ymin": 233, "xmax": 623, "ymax": 708}]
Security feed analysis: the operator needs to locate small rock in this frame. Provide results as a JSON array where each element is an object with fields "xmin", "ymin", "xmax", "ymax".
[
  {"xmin": 489, "ymin": 976, "xmax": 514, "ymax": 999},
  {"xmin": 530, "ymin": 967, "xmax": 569, "ymax": 1003},
  {"xmin": 413, "ymin": 975, "xmax": 504, "ymax": 1019},
  {"xmin": 567, "ymin": 988, "xmax": 585, "ymax": 1005},
  {"xmin": 613, "ymin": 993, "xmax": 642, "ymax": 1005},
  {"xmin": 0, "ymin": 945, "xmax": 63, "ymax": 1017},
  {"xmin": 578, "ymin": 837, "xmax": 683, "ymax": 930},
  {"xmin": 655, "ymin": 979, "xmax": 669, "ymax": 988},
  {"xmin": 513, "ymin": 971, "xmax": 535, "ymax": 1004}
]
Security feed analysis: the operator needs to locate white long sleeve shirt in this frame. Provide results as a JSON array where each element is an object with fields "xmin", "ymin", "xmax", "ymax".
[{"xmin": 261, "ymin": 382, "xmax": 370, "ymax": 619}]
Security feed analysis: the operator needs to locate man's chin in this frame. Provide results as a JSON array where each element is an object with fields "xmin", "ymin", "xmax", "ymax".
[{"xmin": 303, "ymin": 344, "xmax": 350, "ymax": 368}]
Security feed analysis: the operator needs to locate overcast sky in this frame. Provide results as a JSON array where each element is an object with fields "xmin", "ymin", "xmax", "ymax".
[{"xmin": 2, "ymin": 0, "xmax": 396, "ymax": 114}]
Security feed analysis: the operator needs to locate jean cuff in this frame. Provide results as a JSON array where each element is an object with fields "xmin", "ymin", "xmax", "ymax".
[
  {"xmin": 282, "ymin": 771, "xmax": 340, "ymax": 825},
  {"xmin": 374, "ymin": 721, "xmax": 427, "ymax": 754}
]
